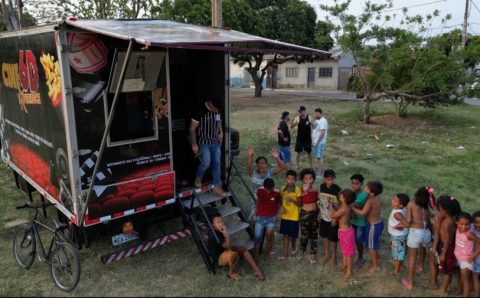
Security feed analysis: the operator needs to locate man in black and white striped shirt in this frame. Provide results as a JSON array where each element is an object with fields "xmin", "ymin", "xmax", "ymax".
[{"xmin": 190, "ymin": 98, "xmax": 227, "ymax": 197}]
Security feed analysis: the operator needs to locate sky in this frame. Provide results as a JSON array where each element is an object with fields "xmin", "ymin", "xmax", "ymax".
[{"xmin": 305, "ymin": 0, "xmax": 480, "ymax": 36}]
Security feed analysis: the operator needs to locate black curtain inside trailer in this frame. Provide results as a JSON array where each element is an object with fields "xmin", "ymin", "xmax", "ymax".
[{"xmin": 169, "ymin": 49, "xmax": 226, "ymax": 189}]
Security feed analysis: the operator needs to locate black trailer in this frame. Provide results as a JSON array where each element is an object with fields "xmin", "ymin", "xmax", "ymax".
[{"xmin": 0, "ymin": 18, "xmax": 328, "ymax": 271}]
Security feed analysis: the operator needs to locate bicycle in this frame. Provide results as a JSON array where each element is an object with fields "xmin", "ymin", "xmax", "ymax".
[{"xmin": 12, "ymin": 202, "xmax": 81, "ymax": 292}]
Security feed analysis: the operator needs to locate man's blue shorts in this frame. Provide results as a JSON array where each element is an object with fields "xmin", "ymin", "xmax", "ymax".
[{"xmin": 313, "ymin": 143, "xmax": 325, "ymax": 159}]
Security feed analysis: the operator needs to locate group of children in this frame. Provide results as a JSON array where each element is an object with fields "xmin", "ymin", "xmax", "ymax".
[{"xmin": 252, "ymin": 168, "xmax": 480, "ymax": 296}]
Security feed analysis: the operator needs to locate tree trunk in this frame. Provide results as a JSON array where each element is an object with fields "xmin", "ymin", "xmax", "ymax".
[
  {"xmin": 254, "ymin": 79, "xmax": 263, "ymax": 97},
  {"xmin": 363, "ymin": 98, "xmax": 371, "ymax": 124}
]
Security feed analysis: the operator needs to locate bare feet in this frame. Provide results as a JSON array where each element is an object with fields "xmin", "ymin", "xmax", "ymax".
[
  {"xmin": 401, "ymin": 277, "xmax": 413, "ymax": 290},
  {"xmin": 367, "ymin": 267, "xmax": 379, "ymax": 274},
  {"xmin": 227, "ymin": 272, "xmax": 242, "ymax": 281},
  {"xmin": 390, "ymin": 270, "xmax": 400, "ymax": 276},
  {"xmin": 320, "ymin": 255, "xmax": 330, "ymax": 266},
  {"xmin": 422, "ymin": 283, "xmax": 438, "ymax": 290},
  {"xmin": 254, "ymin": 271, "xmax": 265, "ymax": 281},
  {"xmin": 434, "ymin": 289, "xmax": 447, "ymax": 296},
  {"xmin": 309, "ymin": 255, "xmax": 317, "ymax": 265},
  {"xmin": 343, "ymin": 274, "xmax": 352, "ymax": 282}
]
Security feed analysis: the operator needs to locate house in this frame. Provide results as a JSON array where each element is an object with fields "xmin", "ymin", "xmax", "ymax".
[{"xmin": 229, "ymin": 48, "xmax": 355, "ymax": 90}]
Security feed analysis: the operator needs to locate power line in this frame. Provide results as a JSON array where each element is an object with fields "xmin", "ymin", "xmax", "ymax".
[
  {"xmin": 382, "ymin": 0, "xmax": 448, "ymax": 13},
  {"xmin": 471, "ymin": 0, "xmax": 480, "ymax": 15}
]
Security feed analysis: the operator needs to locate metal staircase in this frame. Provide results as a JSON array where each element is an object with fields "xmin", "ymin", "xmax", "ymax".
[{"xmin": 178, "ymin": 179, "xmax": 254, "ymax": 273}]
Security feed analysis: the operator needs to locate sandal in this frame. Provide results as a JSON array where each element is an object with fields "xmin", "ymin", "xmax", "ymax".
[
  {"xmin": 401, "ymin": 277, "xmax": 412, "ymax": 290},
  {"xmin": 415, "ymin": 267, "xmax": 423, "ymax": 274},
  {"xmin": 255, "ymin": 271, "xmax": 265, "ymax": 281},
  {"xmin": 277, "ymin": 256, "xmax": 288, "ymax": 261},
  {"xmin": 309, "ymin": 258, "xmax": 317, "ymax": 265},
  {"xmin": 296, "ymin": 255, "xmax": 304, "ymax": 261},
  {"xmin": 227, "ymin": 273, "xmax": 242, "ymax": 281}
]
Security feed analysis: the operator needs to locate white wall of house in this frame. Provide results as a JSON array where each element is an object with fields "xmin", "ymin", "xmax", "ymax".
[
  {"xmin": 229, "ymin": 59, "xmax": 268, "ymax": 88},
  {"xmin": 277, "ymin": 60, "xmax": 339, "ymax": 89}
]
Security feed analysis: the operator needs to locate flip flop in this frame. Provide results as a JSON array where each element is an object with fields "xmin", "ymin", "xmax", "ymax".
[
  {"xmin": 401, "ymin": 277, "xmax": 412, "ymax": 290},
  {"xmin": 415, "ymin": 267, "xmax": 423, "ymax": 274},
  {"xmin": 227, "ymin": 273, "xmax": 241, "ymax": 281},
  {"xmin": 296, "ymin": 255, "xmax": 304, "ymax": 261},
  {"xmin": 277, "ymin": 256, "xmax": 288, "ymax": 261},
  {"xmin": 309, "ymin": 258, "xmax": 317, "ymax": 265}
]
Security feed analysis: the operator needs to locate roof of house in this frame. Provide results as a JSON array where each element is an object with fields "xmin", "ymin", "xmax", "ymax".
[{"xmin": 64, "ymin": 19, "xmax": 331, "ymax": 56}]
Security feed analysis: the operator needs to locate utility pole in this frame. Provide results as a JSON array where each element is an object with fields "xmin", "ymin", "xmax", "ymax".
[
  {"xmin": 211, "ymin": 0, "xmax": 222, "ymax": 27},
  {"xmin": 16, "ymin": 0, "xmax": 22, "ymax": 28},
  {"xmin": 462, "ymin": 0, "xmax": 469, "ymax": 48}
]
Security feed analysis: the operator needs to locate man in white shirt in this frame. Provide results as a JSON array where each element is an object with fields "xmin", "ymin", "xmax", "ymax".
[{"xmin": 311, "ymin": 108, "xmax": 328, "ymax": 176}]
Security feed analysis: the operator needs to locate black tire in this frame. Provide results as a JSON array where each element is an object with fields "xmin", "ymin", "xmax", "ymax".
[
  {"xmin": 50, "ymin": 242, "xmax": 81, "ymax": 292},
  {"xmin": 12, "ymin": 223, "xmax": 36, "ymax": 269}
]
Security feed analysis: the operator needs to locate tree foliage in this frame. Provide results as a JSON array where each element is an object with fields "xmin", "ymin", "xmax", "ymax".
[
  {"xmin": 322, "ymin": 0, "xmax": 470, "ymax": 122},
  {"xmin": 1, "ymin": 1, "xmax": 36, "ymax": 31},
  {"xmin": 151, "ymin": 0, "xmax": 332, "ymax": 97},
  {"xmin": 26, "ymin": 0, "xmax": 154, "ymax": 23}
]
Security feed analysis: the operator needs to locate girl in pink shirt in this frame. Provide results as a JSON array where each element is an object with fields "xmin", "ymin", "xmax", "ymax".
[{"xmin": 454, "ymin": 212, "xmax": 478, "ymax": 297}]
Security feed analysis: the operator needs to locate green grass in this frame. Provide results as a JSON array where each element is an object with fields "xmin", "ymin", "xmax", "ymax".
[{"xmin": 1, "ymin": 91, "xmax": 479, "ymax": 296}]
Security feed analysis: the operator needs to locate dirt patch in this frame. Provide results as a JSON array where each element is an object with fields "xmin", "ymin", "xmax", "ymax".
[{"xmin": 370, "ymin": 114, "xmax": 428, "ymax": 126}]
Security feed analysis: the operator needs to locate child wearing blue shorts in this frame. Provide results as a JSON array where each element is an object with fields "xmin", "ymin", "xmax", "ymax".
[
  {"xmin": 388, "ymin": 193, "xmax": 410, "ymax": 275},
  {"xmin": 254, "ymin": 178, "xmax": 281, "ymax": 263}
]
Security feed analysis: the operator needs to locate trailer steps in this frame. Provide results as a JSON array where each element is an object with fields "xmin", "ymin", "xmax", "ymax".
[
  {"xmin": 178, "ymin": 182, "xmax": 254, "ymax": 274},
  {"xmin": 226, "ymin": 221, "xmax": 250, "ymax": 235},
  {"xmin": 218, "ymin": 205, "xmax": 241, "ymax": 218},
  {"xmin": 181, "ymin": 191, "xmax": 231, "ymax": 209}
]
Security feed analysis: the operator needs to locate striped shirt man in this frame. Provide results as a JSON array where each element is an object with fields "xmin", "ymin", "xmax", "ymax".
[{"xmin": 192, "ymin": 107, "xmax": 222, "ymax": 145}]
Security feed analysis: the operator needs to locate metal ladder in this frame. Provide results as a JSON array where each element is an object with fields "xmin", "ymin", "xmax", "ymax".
[{"xmin": 178, "ymin": 171, "xmax": 254, "ymax": 273}]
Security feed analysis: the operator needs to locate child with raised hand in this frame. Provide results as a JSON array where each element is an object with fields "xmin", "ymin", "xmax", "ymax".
[
  {"xmin": 352, "ymin": 181, "xmax": 384, "ymax": 274},
  {"xmin": 401, "ymin": 186, "xmax": 433, "ymax": 290},
  {"xmin": 471, "ymin": 211, "xmax": 480, "ymax": 298},
  {"xmin": 429, "ymin": 195, "xmax": 460, "ymax": 294},
  {"xmin": 318, "ymin": 169, "xmax": 341, "ymax": 267},
  {"xmin": 329, "ymin": 188, "xmax": 357, "ymax": 282},
  {"xmin": 279, "ymin": 170, "xmax": 302, "ymax": 260},
  {"xmin": 388, "ymin": 193, "xmax": 410, "ymax": 275},
  {"xmin": 298, "ymin": 168, "xmax": 320, "ymax": 264},
  {"xmin": 350, "ymin": 173, "xmax": 368, "ymax": 269},
  {"xmin": 254, "ymin": 178, "xmax": 281, "ymax": 263},
  {"xmin": 455, "ymin": 211, "xmax": 479, "ymax": 298}
]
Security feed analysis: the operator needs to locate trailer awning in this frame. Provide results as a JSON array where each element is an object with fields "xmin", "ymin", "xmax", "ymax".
[{"xmin": 65, "ymin": 19, "xmax": 330, "ymax": 56}]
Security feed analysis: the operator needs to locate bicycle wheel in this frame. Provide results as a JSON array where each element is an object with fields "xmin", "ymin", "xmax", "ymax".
[
  {"xmin": 50, "ymin": 242, "xmax": 81, "ymax": 292},
  {"xmin": 12, "ymin": 223, "xmax": 36, "ymax": 269}
]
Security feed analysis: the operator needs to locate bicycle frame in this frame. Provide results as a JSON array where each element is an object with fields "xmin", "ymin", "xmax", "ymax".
[{"xmin": 29, "ymin": 220, "xmax": 61, "ymax": 266}]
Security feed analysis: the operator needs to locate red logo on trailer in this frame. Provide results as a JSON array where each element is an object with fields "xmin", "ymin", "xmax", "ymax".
[{"xmin": 18, "ymin": 50, "xmax": 41, "ymax": 113}]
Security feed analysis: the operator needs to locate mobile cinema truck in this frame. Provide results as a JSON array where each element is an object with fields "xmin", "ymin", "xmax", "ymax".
[{"xmin": 0, "ymin": 19, "xmax": 328, "ymax": 272}]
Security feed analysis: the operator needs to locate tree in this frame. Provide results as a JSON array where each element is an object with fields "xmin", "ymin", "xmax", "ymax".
[
  {"xmin": 225, "ymin": 0, "xmax": 322, "ymax": 97},
  {"xmin": 26, "ymin": 0, "xmax": 154, "ymax": 23},
  {"xmin": 1, "ymin": 0, "xmax": 35, "ymax": 31},
  {"xmin": 314, "ymin": 20, "xmax": 334, "ymax": 51},
  {"xmin": 151, "ymin": 0, "xmax": 327, "ymax": 97},
  {"xmin": 321, "ymin": 0, "xmax": 467, "ymax": 123}
]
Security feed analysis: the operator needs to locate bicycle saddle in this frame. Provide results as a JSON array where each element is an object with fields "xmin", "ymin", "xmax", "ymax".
[{"xmin": 53, "ymin": 220, "xmax": 69, "ymax": 231}]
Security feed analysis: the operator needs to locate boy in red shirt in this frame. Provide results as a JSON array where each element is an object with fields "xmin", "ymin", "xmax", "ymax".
[{"xmin": 254, "ymin": 178, "xmax": 281, "ymax": 263}]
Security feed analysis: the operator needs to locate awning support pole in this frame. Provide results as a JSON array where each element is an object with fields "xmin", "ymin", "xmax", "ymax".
[{"xmin": 78, "ymin": 38, "xmax": 135, "ymax": 226}]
